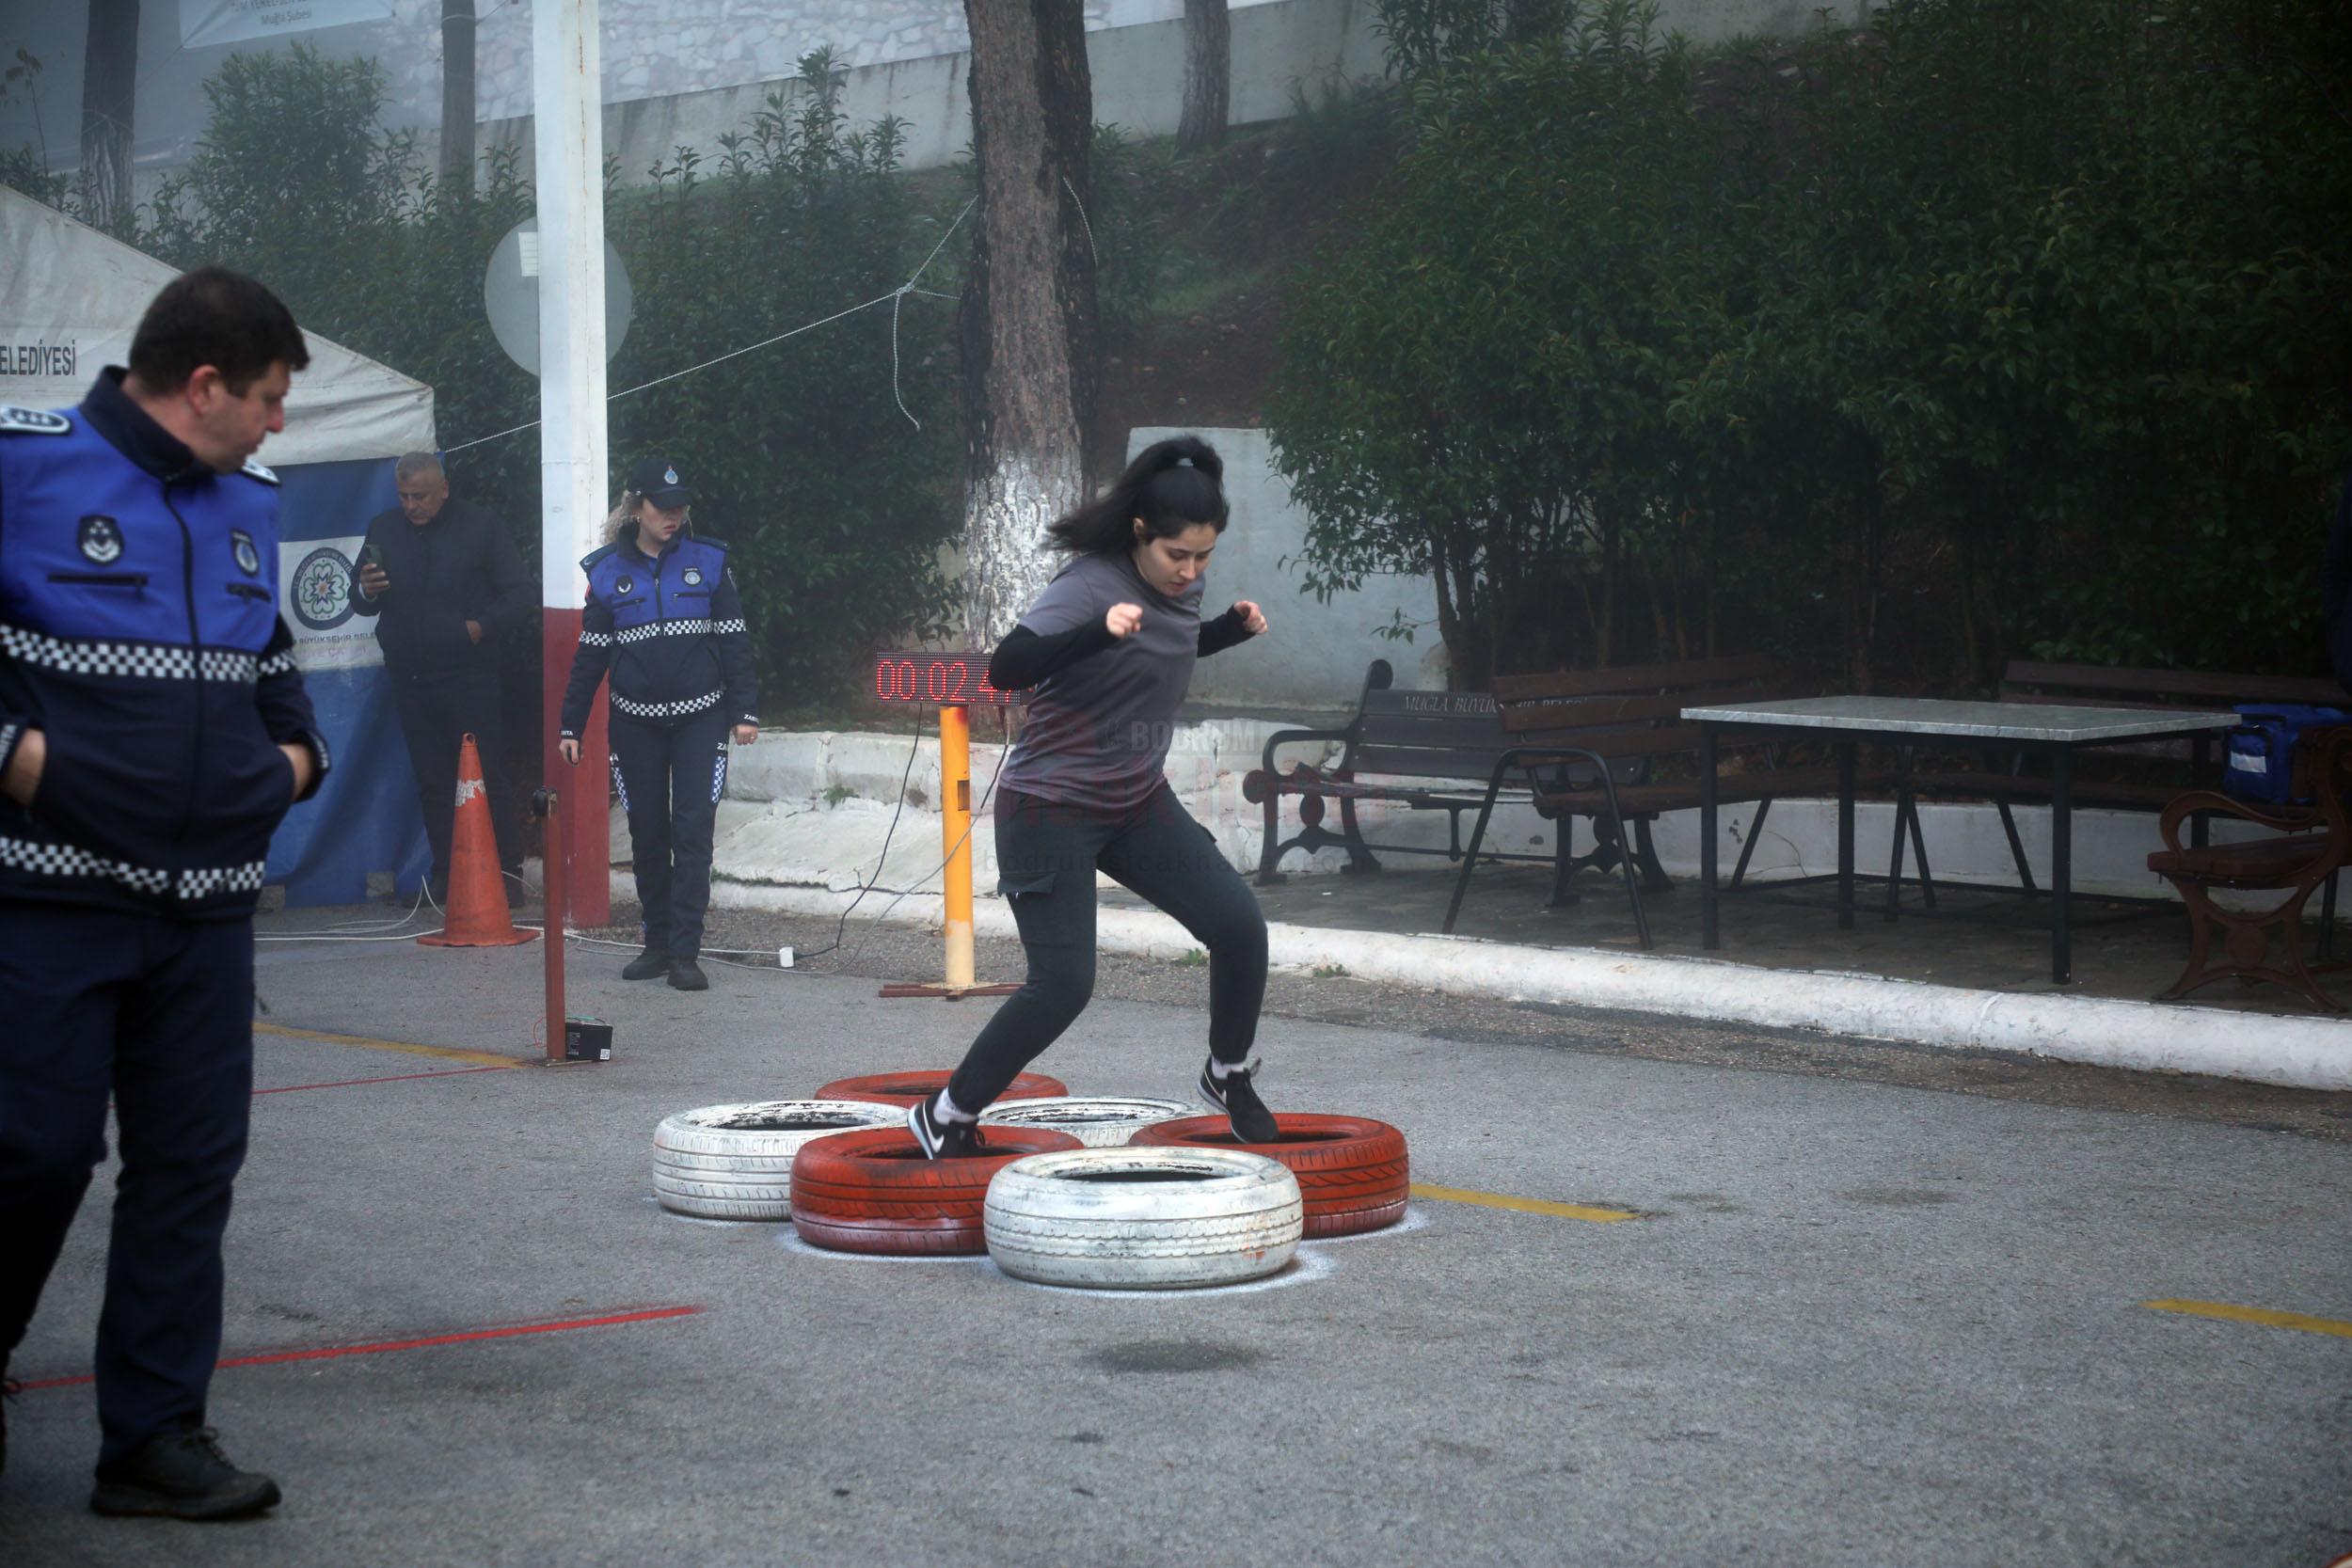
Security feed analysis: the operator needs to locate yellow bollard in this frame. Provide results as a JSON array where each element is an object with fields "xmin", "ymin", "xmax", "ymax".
[{"xmin": 939, "ymin": 702, "xmax": 976, "ymax": 990}]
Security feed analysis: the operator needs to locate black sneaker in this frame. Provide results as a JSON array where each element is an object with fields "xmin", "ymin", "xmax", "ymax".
[
  {"xmin": 89, "ymin": 1428, "xmax": 281, "ymax": 1521},
  {"xmin": 666, "ymin": 958, "xmax": 709, "ymax": 991},
  {"xmin": 1200, "ymin": 1057, "xmax": 1279, "ymax": 1143},
  {"xmin": 621, "ymin": 945, "xmax": 672, "ymax": 981},
  {"xmin": 907, "ymin": 1095, "xmax": 985, "ymax": 1160}
]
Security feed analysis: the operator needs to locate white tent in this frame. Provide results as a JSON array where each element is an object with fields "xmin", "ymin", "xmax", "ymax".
[{"xmin": 0, "ymin": 183, "xmax": 434, "ymax": 462}]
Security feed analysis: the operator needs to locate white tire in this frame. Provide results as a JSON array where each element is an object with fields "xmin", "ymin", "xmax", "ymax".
[
  {"xmin": 652, "ymin": 1100, "xmax": 902, "ymax": 1219},
  {"xmin": 977, "ymin": 1096, "xmax": 1196, "ymax": 1148},
  {"xmin": 983, "ymin": 1148, "xmax": 1303, "ymax": 1290}
]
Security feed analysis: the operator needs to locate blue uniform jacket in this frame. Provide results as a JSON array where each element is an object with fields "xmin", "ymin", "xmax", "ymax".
[
  {"xmin": 558, "ymin": 531, "xmax": 758, "ymax": 735},
  {"xmin": 0, "ymin": 370, "xmax": 329, "ymax": 918}
]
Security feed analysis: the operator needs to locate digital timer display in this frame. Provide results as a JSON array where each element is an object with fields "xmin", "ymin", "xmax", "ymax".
[{"xmin": 873, "ymin": 652, "xmax": 1032, "ymax": 705}]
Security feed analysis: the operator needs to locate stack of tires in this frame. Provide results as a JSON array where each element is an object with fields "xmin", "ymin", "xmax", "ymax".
[{"xmin": 651, "ymin": 1072, "xmax": 1408, "ymax": 1291}]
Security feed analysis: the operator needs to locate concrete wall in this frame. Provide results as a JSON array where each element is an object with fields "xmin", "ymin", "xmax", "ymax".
[
  {"xmin": 481, "ymin": 0, "xmax": 1393, "ymax": 183},
  {"xmin": 706, "ymin": 718, "xmax": 2267, "ymax": 911}
]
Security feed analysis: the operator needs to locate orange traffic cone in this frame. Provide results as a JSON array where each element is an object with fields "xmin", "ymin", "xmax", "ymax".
[{"xmin": 419, "ymin": 733, "xmax": 538, "ymax": 948}]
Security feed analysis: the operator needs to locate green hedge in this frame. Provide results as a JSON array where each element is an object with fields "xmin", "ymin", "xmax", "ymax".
[{"xmin": 1270, "ymin": 0, "xmax": 2352, "ymax": 689}]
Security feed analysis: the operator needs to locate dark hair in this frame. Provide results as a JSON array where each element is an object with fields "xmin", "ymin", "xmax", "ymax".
[
  {"xmin": 127, "ymin": 266, "xmax": 310, "ymax": 395},
  {"xmin": 1047, "ymin": 435, "xmax": 1230, "ymax": 555}
]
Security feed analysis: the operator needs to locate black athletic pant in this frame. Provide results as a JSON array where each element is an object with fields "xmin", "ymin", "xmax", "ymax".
[
  {"xmin": 0, "ymin": 903, "xmax": 255, "ymax": 1469},
  {"xmin": 946, "ymin": 783, "xmax": 1269, "ymax": 1112},
  {"xmin": 610, "ymin": 709, "xmax": 731, "ymax": 962},
  {"xmin": 390, "ymin": 666, "xmax": 516, "ymax": 888}
]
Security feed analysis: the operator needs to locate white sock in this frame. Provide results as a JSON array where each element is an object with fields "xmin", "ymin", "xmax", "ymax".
[
  {"xmin": 1207, "ymin": 1057, "xmax": 1235, "ymax": 1082},
  {"xmin": 932, "ymin": 1089, "xmax": 978, "ymax": 1124}
]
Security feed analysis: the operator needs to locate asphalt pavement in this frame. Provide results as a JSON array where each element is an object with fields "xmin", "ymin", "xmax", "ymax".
[{"xmin": 2, "ymin": 904, "xmax": 2346, "ymax": 1567}]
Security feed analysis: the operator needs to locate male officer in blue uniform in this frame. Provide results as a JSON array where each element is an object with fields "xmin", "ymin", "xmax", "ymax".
[
  {"xmin": 557, "ymin": 456, "xmax": 758, "ymax": 990},
  {"xmin": 0, "ymin": 267, "xmax": 329, "ymax": 1520}
]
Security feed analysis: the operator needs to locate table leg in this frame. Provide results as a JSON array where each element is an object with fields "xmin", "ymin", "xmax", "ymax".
[
  {"xmin": 2052, "ymin": 747, "xmax": 2074, "ymax": 985},
  {"xmin": 1836, "ymin": 741, "xmax": 1856, "ymax": 930},
  {"xmin": 1701, "ymin": 724, "xmax": 1720, "ymax": 950}
]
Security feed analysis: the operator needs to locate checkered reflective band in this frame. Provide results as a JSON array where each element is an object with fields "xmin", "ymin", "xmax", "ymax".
[
  {"xmin": 711, "ymin": 742, "xmax": 728, "ymax": 804},
  {"xmin": 613, "ymin": 619, "xmax": 725, "ymax": 646},
  {"xmin": 711, "ymin": 618, "xmax": 746, "ymax": 635},
  {"xmin": 611, "ymin": 689, "xmax": 723, "ymax": 719},
  {"xmin": 578, "ymin": 629, "xmax": 614, "ymax": 647},
  {"xmin": 0, "ymin": 835, "xmax": 262, "ymax": 899},
  {"xmin": 609, "ymin": 752, "xmax": 630, "ymax": 814},
  {"xmin": 256, "ymin": 647, "xmax": 298, "ymax": 678},
  {"xmin": 0, "ymin": 622, "xmax": 263, "ymax": 683}
]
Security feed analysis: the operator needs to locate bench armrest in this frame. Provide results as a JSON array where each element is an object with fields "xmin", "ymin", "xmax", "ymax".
[{"xmin": 1259, "ymin": 725, "xmax": 1355, "ymax": 776}]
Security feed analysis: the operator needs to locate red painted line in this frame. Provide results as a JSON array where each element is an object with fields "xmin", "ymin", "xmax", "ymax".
[
  {"xmin": 255, "ymin": 1065, "xmax": 520, "ymax": 1095},
  {"xmin": 17, "ymin": 1306, "xmax": 705, "ymax": 1391}
]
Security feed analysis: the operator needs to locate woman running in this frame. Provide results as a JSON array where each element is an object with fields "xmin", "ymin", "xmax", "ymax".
[
  {"xmin": 910, "ymin": 435, "xmax": 1277, "ymax": 1157},
  {"xmin": 558, "ymin": 455, "xmax": 759, "ymax": 992}
]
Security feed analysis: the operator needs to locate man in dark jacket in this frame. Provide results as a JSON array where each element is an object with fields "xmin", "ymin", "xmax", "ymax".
[
  {"xmin": 0, "ymin": 267, "xmax": 327, "ymax": 1519},
  {"xmin": 348, "ymin": 453, "xmax": 530, "ymax": 895}
]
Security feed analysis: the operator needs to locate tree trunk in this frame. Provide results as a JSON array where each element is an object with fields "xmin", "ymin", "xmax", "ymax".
[
  {"xmin": 78, "ymin": 0, "xmax": 137, "ymax": 232},
  {"xmin": 439, "ymin": 0, "xmax": 478, "ymax": 195},
  {"xmin": 959, "ymin": 0, "xmax": 1100, "ymax": 648},
  {"xmin": 1177, "ymin": 0, "xmax": 1230, "ymax": 154}
]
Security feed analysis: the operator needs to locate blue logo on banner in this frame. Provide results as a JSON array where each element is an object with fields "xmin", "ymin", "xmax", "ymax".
[{"xmin": 292, "ymin": 546, "xmax": 357, "ymax": 630}]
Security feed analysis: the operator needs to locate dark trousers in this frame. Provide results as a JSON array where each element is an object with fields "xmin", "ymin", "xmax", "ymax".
[
  {"xmin": 391, "ymin": 666, "xmax": 516, "ymax": 888},
  {"xmin": 610, "ymin": 710, "xmax": 731, "ymax": 961},
  {"xmin": 946, "ymin": 783, "xmax": 1269, "ymax": 1112},
  {"xmin": 0, "ymin": 903, "xmax": 255, "ymax": 1469}
]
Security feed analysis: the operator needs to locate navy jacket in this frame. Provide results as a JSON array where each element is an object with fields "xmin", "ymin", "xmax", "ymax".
[
  {"xmin": 559, "ymin": 531, "xmax": 757, "ymax": 735},
  {"xmin": 0, "ymin": 370, "xmax": 328, "ymax": 918},
  {"xmin": 346, "ymin": 496, "xmax": 532, "ymax": 677}
]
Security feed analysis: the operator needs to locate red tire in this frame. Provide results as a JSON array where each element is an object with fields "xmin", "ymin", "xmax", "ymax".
[
  {"xmin": 788, "ymin": 1126, "xmax": 1084, "ymax": 1255},
  {"xmin": 813, "ymin": 1069, "xmax": 1068, "ymax": 1109},
  {"xmin": 1130, "ymin": 1114, "xmax": 1408, "ymax": 1237}
]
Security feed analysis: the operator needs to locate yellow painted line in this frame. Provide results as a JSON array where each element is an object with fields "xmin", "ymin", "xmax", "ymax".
[
  {"xmin": 253, "ymin": 1022, "xmax": 525, "ymax": 1069},
  {"xmin": 2144, "ymin": 1299, "xmax": 2352, "ymax": 1340},
  {"xmin": 1408, "ymin": 1181, "xmax": 1640, "ymax": 1225}
]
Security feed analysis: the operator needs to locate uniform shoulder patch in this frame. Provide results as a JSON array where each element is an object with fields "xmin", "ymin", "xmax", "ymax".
[
  {"xmin": 580, "ymin": 542, "xmax": 618, "ymax": 572},
  {"xmin": 237, "ymin": 457, "xmax": 280, "ymax": 485},
  {"xmin": 694, "ymin": 533, "xmax": 729, "ymax": 554},
  {"xmin": 0, "ymin": 406, "xmax": 72, "ymax": 436}
]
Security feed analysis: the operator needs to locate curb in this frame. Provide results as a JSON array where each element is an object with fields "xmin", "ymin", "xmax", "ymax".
[{"xmin": 701, "ymin": 877, "xmax": 2352, "ymax": 1093}]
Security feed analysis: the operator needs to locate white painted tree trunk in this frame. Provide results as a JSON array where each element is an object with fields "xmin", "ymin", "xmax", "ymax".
[
  {"xmin": 964, "ymin": 452, "xmax": 1081, "ymax": 650},
  {"xmin": 959, "ymin": 0, "xmax": 1098, "ymax": 650}
]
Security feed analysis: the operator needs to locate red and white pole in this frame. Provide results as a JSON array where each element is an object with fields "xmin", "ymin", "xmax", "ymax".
[{"xmin": 532, "ymin": 0, "xmax": 611, "ymax": 927}]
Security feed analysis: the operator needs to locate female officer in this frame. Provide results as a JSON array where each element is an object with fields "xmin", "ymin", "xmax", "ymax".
[
  {"xmin": 558, "ymin": 456, "xmax": 758, "ymax": 991},
  {"xmin": 909, "ymin": 435, "xmax": 1276, "ymax": 1157}
]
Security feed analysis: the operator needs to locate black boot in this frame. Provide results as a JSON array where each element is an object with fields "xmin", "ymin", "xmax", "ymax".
[
  {"xmin": 621, "ymin": 945, "xmax": 672, "ymax": 981},
  {"xmin": 667, "ymin": 957, "xmax": 709, "ymax": 991},
  {"xmin": 89, "ymin": 1428, "xmax": 281, "ymax": 1520}
]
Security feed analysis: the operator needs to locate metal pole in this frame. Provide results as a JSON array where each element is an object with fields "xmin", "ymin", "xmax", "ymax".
[
  {"xmin": 537, "ymin": 787, "xmax": 565, "ymax": 1062},
  {"xmin": 940, "ymin": 704, "xmax": 976, "ymax": 990},
  {"xmin": 533, "ymin": 0, "xmax": 612, "ymax": 927}
]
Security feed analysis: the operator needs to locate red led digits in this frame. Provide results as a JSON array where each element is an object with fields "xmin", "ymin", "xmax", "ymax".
[{"xmin": 871, "ymin": 653, "xmax": 1031, "ymax": 705}]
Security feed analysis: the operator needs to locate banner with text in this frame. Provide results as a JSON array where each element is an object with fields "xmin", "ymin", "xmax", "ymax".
[{"xmin": 181, "ymin": 0, "xmax": 397, "ymax": 51}]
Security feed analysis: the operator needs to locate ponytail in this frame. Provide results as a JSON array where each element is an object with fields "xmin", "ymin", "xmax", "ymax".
[{"xmin": 1047, "ymin": 435, "xmax": 1231, "ymax": 555}]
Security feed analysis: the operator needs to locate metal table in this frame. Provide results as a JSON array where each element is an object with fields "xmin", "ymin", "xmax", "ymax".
[{"xmin": 1682, "ymin": 697, "xmax": 2240, "ymax": 984}]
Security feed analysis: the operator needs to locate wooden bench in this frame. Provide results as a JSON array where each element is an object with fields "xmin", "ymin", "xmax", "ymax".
[
  {"xmin": 1447, "ymin": 656, "xmax": 1897, "ymax": 942},
  {"xmin": 1241, "ymin": 659, "xmax": 1649, "ymax": 926},
  {"xmin": 1896, "ymin": 660, "xmax": 2345, "ymax": 898}
]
